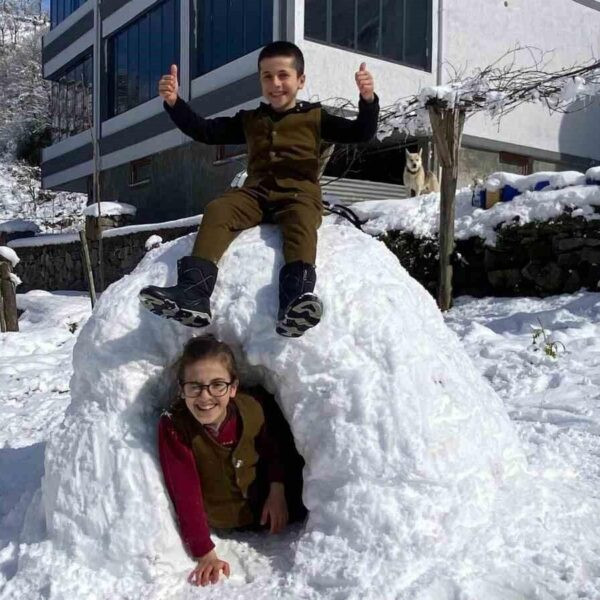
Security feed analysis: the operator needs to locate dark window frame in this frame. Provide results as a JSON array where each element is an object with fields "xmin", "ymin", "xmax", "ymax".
[
  {"xmin": 106, "ymin": 0, "xmax": 180, "ymax": 119},
  {"xmin": 304, "ymin": 0, "xmax": 433, "ymax": 73},
  {"xmin": 49, "ymin": 50, "xmax": 94, "ymax": 143},
  {"xmin": 499, "ymin": 151, "xmax": 532, "ymax": 175},
  {"xmin": 129, "ymin": 157, "xmax": 152, "ymax": 186},
  {"xmin": 193, "ymin": 0, "xmax": 274, "ymax": 79},
  {"xmin": 50, "ymin": 0, "xmax": 87, "ymax": 29}
]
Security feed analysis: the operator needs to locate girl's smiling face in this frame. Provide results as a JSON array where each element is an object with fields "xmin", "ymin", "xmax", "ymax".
[{"xmin": 180, "ymin": 357, "xmax": 238, "ymax": 429}]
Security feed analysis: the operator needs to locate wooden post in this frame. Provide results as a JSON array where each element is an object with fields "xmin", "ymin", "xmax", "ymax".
[
  {"xmin": 79, "ymin": 230, "xmax": 97, "ymax": 308},
  {"xmin": 0, "ymin": 261, "xmax": 19, "ymax": 331},
  {"xmin": 84, "ymin": 43, "xmax": 105, "ymax": 293},
  {"xmin": 0, "ymin": 292, "xmax": 6, "ymax": 333},
  {"xmin": 427, "ymin": 104, "xmax": 465, "ymax": 311}
]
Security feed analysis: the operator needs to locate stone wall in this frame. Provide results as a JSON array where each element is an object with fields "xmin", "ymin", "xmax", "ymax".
[
  {"xmin": 12, "ymin": 225, "xmax": 197, "ymax": 293},
  {"xmin": 381, "ymin": 210, "xmax": 600, "ymax": 300}
]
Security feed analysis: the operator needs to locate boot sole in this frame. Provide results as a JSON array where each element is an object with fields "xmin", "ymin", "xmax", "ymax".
[
  {"xmin": 139, "ymin": 291, "xmax": 211, "ymax": 328},
  {"xmin": 276, "ymin": 294, "xmax": 323, "ymax": 338}
]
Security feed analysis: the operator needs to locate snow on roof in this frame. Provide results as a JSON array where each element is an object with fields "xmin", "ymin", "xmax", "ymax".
[
  {"xmin": 83, "ymin": 202, "xmax": 137, "ymax": 218},
  {"xmin": 0, "ymin": 219, "xmax": 41, "ymax": 233}
]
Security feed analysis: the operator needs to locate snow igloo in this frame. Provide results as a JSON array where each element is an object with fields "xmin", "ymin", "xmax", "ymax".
[{"xmin": 37, "ymin": 217, "xmax": 524, "ymax": 599}]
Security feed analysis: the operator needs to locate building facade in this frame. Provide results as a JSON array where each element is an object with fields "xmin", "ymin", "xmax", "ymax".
[{"xmin": 42, "ymin": 0, "xmax": 600, "ymax": 223}]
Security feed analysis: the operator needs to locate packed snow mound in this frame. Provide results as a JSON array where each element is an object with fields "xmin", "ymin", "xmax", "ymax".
[{"xmin": 39, "ymin": 220, "xmax": 526, "ymax": 597}]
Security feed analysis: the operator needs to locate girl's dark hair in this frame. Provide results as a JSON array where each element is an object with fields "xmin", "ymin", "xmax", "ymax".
[
  {"xmin": 258, "ymin": 41, "xmax": 305, "ymax": 76},
  {"xmin": 175, "ymin": 335, "xmax": 239, "ymax": 383}
]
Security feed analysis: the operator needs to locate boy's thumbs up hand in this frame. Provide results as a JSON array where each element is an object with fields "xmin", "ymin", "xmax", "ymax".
[
  {"xmin": 355, "ymin": 62, "xmax": 375, "ymax": 103},
  {"xmin": 159, "ymin": 64, "xmax": 179, "ymax": 107}
]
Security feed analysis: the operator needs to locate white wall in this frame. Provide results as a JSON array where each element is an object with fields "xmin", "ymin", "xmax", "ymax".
[
  {"xmin": 444, "ymin": 0, "xmax": 600, "ymax": 161},
  {"xmin": 294, "ymin": 0, "xmax": 600, "ymax": 161}
]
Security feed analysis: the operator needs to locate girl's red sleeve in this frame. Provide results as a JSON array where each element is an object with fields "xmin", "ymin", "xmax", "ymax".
[{"xmin": 158, "ymin": 414, "xmax": 215, "ymax": 558}]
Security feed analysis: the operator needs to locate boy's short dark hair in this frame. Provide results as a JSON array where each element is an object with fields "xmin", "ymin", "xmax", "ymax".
[{"xmin": 258, "ymin": 41, "xmax": 305, "ymax": 76}]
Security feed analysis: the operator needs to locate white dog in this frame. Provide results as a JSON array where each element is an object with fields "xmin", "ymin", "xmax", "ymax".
[{"xmin": 403, "ymin": 148, "xmax": 439, "ymax": 197}]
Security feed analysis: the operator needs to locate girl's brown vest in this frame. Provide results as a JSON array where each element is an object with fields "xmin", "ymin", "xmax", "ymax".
[{"xmin": 170, "ymin": 393, "xmax": 265, "ymax": 529}]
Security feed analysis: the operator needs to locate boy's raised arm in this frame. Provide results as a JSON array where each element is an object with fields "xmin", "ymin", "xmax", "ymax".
[
  {"xmin": 160, "ymin": 64, "xmax": 246, "ymax": 145},
  {"xmin": 321, "ymin": 62, "xmax": 380, "ymax": 144}
]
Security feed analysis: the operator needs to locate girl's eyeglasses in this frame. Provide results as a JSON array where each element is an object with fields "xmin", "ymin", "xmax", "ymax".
[{"xmin": 180, "ymin": 380, "xmax": 233, "ymax": 398}]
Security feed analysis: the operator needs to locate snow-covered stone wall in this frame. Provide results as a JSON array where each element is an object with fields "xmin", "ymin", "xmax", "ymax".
[{"xmin": 10, "ymin": 224, "xmax": 197, "ymax": 292}]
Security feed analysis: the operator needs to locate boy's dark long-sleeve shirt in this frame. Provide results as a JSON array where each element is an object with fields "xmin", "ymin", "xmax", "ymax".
[{"xmin": 164, "ymin": 94, "xmax": 380, "ymax": 146}]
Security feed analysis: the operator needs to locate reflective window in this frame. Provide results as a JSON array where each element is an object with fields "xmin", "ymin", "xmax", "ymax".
[
  {"xmin": 194, "ymin": 0, "xmax": 273, "ymax": 77},
  {"xmin": 138, "ymin": 16, "xmax": 151, "ymax": 104},
  {"xmin": 305, "ymin": 0, "xmax": 432, "ymax": 71},
  {"xmin": 331, "ymin": 0, "xmax": 354, "ymax": 49},
  {"xmin": 107, "ymin": 0, "xmax": 180, "ymax": 118},
  {"xmin": 51, "ymin": 0, "xmax": 87, "ymax": 29},
  {"xmin": 305, "ymin": 0, "xmax": 327, "ymax": 40},
  {"xmin": 50, "ymin": 52, "xmax": 93, "ymax": 142}
]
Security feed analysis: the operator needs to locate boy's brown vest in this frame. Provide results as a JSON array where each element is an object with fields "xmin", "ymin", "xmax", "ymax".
[
  {"xmin": 170, "ymin": 393, "xmax": 265, "ymax": 529},
  {"xmin": 242, "ymin": 103, "xmax": 322, "ymax": 201}
]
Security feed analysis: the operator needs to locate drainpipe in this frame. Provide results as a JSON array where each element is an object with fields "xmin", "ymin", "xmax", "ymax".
[
  {"xmin": 93, "ymin": 0, "xmax": 104, "ymax": 291},
  {"xmin": 433, "ymin": 0, "xmax": 444, "ymax": 177},
  {"xmin": 436, "ymin": 0, "xmax": 444, "ymax": 86}
]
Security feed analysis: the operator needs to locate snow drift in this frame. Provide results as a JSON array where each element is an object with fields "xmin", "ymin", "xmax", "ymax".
[{"xmin": 35, "ymin": 218, "xmax": 527, "ymax": 597}]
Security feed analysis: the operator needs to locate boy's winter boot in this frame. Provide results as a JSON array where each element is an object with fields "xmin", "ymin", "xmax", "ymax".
[
  {"xmin": 138, "ymin": 256, "xmax": 217, "ymax": 328},
  {"xmin": 276, "ymin": 261, "xmax": 323, "ymax": 338}
]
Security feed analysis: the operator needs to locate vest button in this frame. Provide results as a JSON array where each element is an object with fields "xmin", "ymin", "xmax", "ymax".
[{"xmin": 234, "ymin": 459, "xmax": 243, "ymax": 468}]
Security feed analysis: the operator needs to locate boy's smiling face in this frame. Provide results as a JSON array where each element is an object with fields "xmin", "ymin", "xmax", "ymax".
[{"xmin": 259, "ymin": 55, "xmax": 305, "ymax": 113}]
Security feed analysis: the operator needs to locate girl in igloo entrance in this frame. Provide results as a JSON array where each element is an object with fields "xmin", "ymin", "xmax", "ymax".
[{"xmin": 158, "ymin": 336, "xmax": 306, "ymax": 586}]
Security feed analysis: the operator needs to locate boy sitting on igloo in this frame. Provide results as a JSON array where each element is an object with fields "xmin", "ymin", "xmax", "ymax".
[{"xmin": 139, "ymin": 41, "xmax": 379, "ymax": 337}]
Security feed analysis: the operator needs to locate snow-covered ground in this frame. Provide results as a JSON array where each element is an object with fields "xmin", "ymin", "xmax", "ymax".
[
  {"xmin": 1, "ymin": 223, "xmax": 600, "ymax": 599},
  {"xmin": 0, "ymin": 291, "xmax": 90, "ymax": 588}
]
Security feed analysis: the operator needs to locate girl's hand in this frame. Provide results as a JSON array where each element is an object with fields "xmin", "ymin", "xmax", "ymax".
[
  {"xmin": 188, "ymin": 549, "xmax": 230, "ymax": 587},
  {"xmin": 260, "ymin": 482, "xmax": 289, "ymax": 534},
  {"xmin": 355, "ymin": 62, "xmax": 375, "ymax": 103},
  {"xmin": 159, "ymin": 64, "xmax": 179, "ymax": 107}
]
